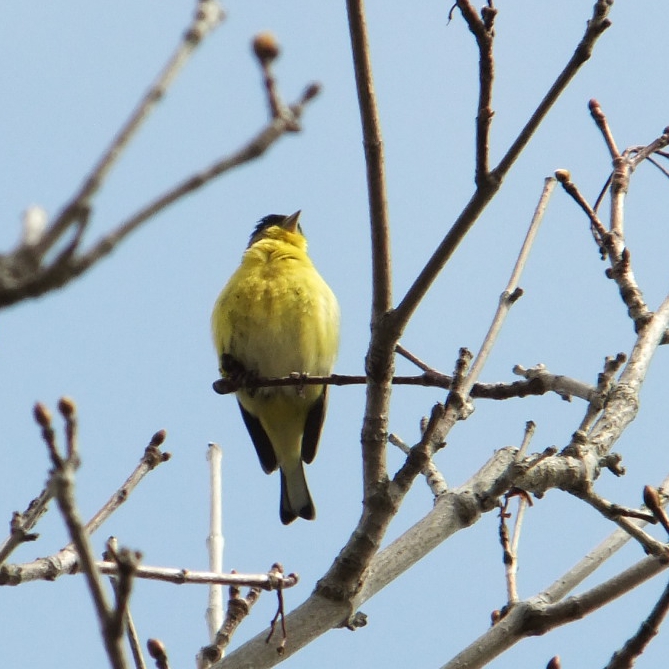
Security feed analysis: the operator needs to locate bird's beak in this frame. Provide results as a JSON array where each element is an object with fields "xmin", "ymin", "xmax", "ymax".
[{"xmin": 282, "ymin": 210, "xmax": 301, "ymax": 233}]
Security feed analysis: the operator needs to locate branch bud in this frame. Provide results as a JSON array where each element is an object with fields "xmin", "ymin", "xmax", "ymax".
[
  {"xmin": 252, "ymin": 31, "xmax": 280, "ymax": 64},
  {"xmin": 57, "ymin": 396, "xmax": 76, "ymax": 419},
  {"xmin": 147, "ymin": 638, "xmax": 168, "ymax": 661},
  {"xmin": 554, "ymin": 169, "xmax": 571, "ymax": 183},
  {"xmin": 150, "ymin": 429, "xmax": 167, "ymax": 447},
  {"xmin": 33, "ymin": 403, "xmax": 52, "ymax": 428}
]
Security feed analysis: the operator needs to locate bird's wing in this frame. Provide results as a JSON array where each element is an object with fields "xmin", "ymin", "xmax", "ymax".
[
  {"xmin": 301, "ymin": 387, "xmax": 328, "ymax": 464},
  {"xmin": 238, "ymin": 401, "xmax": 278, "ymax": 473}
]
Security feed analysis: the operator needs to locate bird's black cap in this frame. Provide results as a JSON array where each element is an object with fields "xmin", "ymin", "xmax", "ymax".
[{"xmin": 248, "ymin": 211, "xmax": 303, "ymax": 246}]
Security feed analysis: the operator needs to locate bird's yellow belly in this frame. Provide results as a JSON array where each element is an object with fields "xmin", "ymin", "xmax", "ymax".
[{"xmin": 214, "ymin": 258, "xmax": 338, "ymax": 383}]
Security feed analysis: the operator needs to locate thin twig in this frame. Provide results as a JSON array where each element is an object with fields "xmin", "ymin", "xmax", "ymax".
[
  {"xmin": 556, "ymin": 144, "xmax": 655, "ymax": 332},
  {"xmin": 265, "ymin": 564, "xmax": 289, "ymax": 654},
  {"xmin": 394, "ymin": 178, "xmax": 554, "ymax": 490},
  {"xmin": 346, "ymin": 0, "xmax": 392, "ymax": 320},
  {"xmin": 394, "ymin": 344, "xmax": 432, "ymax": 373},
  {"xmin": 106, "ymin": 538, "xmax": 147, "ymax": 669},
  {"xmin": 0, "ymin": 19, "xmax": 321, "ymax": 310},
  {"xmin": 498, "ymin": 423, "xmax": 536, "ymax": 606},
  {"xmin": 206, "ymin": 443, "xmax": 224, "ymax": 642},
  {"xmin": 645, "ymin": 154, "xmax": 669, "ymax": 180},
  {"xmin": 212, "ymin": 367, "xmax": 597, "ymax": 403},
  {"xmin": 499, "ymin": 488, "xmax": 532, "ymax": 606},
  {"xmin": 0, "ymin": 429, "xmax": 170, "ymax": 587},
  {"xmin": 391, "ymin": 1, "xmax": 612, "ymax": 333},
  {"xmin": 39, "ymin": 400, "xmax": 128, "ymax": 669},
  {"xmin": 198, "ymin": 576, "xmax": 262, "ymax": 668},
  {"xmin": 0, "ymin": 487, "xmax": 52, "ymax": 566},
  {"xmin": 96, "ymin": 563, "xmax": 299, "ymax": 589},
  {"xmin": 554, "ymin": 168, "xmax": 609, "ymax": 255},
  {"xmin": 575, "ymin": 488, "xmax": 664, "ymax": 558},
  {"xmin": 464, "ymin": 177, "xmax": 555, "ymax": 392},
  {"xmin": 125, "ymin": 607, "xmax": 147, "ymax": 669},
  {"xmin": 568, "ymin": 353, "xmax": 627, "ymax": 443},
  {"xmin": 40, "ymin": 92, "xmax": 321, "ymax": 294},
  {"xmin": 457, "ymin": 0, "xmax": 497, "ymax": 186},
  {"xmin": 105, "ymin": 540, "xmax": 142, "ymax": 646},
  {"xmin": 493, "ymin": 2, "xmax": 613, "ymax": 178},
  {"xmin": 589, "ymin": 98, "xmax": 620, "ymax": 158},
  {"xmin": 33, "ymin": 1, "xmax": 225, "ymax": 261}
]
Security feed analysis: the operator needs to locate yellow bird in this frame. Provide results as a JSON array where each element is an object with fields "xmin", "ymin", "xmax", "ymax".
[{"xmin": 211, "ymin": 211, "xmax": 340, "ymax": 524}]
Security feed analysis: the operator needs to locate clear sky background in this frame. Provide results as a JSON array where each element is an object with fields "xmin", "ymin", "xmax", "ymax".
[{"xmin": 1, "ymin": 2, "xmax": 668, "ymax": 667}]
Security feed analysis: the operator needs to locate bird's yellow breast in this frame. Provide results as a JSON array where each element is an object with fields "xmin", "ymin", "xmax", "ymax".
[{"xmin": 211, "ymin": 234, "xmax": 339, "ymax": 384}]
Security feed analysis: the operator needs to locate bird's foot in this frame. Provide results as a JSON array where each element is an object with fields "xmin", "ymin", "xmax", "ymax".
[
  {"xmin": 289, "ymin": 371, "xmax": 309, "ymax": 398},
  {"xmin": 219, "ymin": 354, "xmax": 260, "ymax": 396}
]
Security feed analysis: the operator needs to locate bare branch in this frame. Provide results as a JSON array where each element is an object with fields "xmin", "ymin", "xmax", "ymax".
[
  {"xmin": 212, "ymin": 366, "xmax": 597, "ymax": 403},
  {"xmin": 457, "ymin": 0, "xmax": 497, "ymax": 186},
  {"xmin": 573, "ymin": 489, "xmax": 664, "ymax": 558},
  {"xmin": 97, "ymin": 563, "xmax": 299, "ymax": 590},
  {"xmin": 206, "ymin": 443, "xmax": 225, "ymax": 642},
  {"xmin": 605, "ymin": 578, "xmax": 669, "ymax": 669},
  {"xmin": 557, "ymin": 118, "xmax": 669, "ymax": 339},
  {"xmin": 0, "ymin": 487, "xmax": 52, "ymax": 567},
  {"xmin": 443, "ymin": 476, "xmax": 669, "ymax": 669},
  {"xmin": 589, "ymin": 97, "xmax": 620, "ymax": 158},
  {"xmin": 554, "ymin": 168, "xmax": 609, "ymax": 257},
  {"xmin": 0, "ymin": 429, "xmax": 170, "ymax": 587},
  {"xmin": 494, "ymin": 1, "xmax": 613, "ymax": 178},
  {"xmin": 41, "ymin": 400, "xmax": 128, "ymax": 669},
  {"xmin": 199, "ymin": 579, "xmax": 262, "ymax": 668},
  {"xmin": 391, "ymin": 1, "xmax": 612, "ymax": 336},
  {"xmin": 1, "ymin": 0, "xmax": 224, "ymax": 291},
  {"xmin": 466, "ymin": 177, "xmax": 555, "ymax": 387},
  {"xmin": 346, "ymin": 0, "xmax": 392, "ymax": 321},
  {"xmin": 0, "ymin": 4, "xmax": 321, "ymax": 310}
]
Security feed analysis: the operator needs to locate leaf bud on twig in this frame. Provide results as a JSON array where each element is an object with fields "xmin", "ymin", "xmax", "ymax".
[{"xmin": 253, "ymin": 31, "xmax": 280, "ymax": 64}]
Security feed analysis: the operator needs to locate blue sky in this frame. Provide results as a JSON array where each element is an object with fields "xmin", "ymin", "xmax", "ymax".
[{"xmin": 2, "ymin": 2, "xmax": 669, "ymax": 667}]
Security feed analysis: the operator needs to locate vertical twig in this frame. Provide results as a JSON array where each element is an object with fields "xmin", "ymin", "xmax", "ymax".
[
  {"xmin": 106, "ymin": 538, "xmax": 146, "ymax": 669},
  {"xmin": 346, "ymin": 0, "xmax": 392, "ymax": 321},
  {"xmin": 346, "ymin": 0, "xmax": 393, "ymax": 515},
  {"xmin": 456, "ymin": 0, "xmax": 497, "ymax": 186},
  {"xmin": 206, "ymin": 443, "xmax": 224, "ymax": 642},
  {"xmin": 36, "ymin": 399, "xmax": 129, "ymax": 669},
  {"xmin": 501, "ymin": 422, "xmax": 535, "ymax": 605}
]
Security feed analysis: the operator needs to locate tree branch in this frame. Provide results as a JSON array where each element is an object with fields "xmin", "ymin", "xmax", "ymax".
[
  {"xmin": 0, "ymin": 428, "xmax": 170, "ymax": 586},
  {"xmin": 392, "ymin": 0, "xmax": 613, "ymax": 334},
  {"xmin": 0, "ymin": 5, "xmax": 320, "ymax": 310},
  {"xmin": 346, "ymin": 0, "xmax": 392, "ymax": 320}
]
